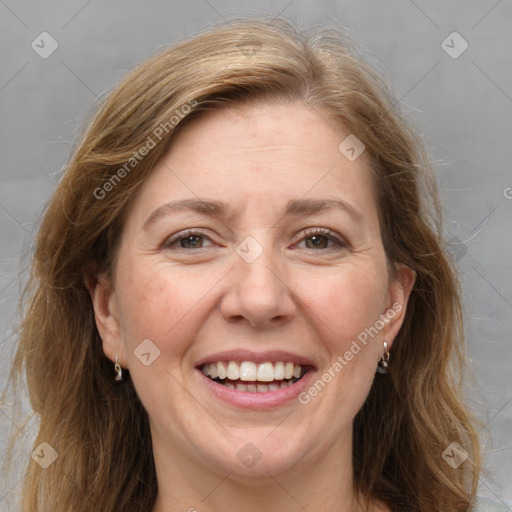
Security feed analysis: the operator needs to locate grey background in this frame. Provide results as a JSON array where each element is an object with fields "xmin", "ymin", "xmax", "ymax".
[{"xmin": 0, "ymin": 0, "xmax": 511, "ymax": 510}]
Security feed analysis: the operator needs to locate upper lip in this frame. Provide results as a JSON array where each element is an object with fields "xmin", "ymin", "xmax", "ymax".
[{"xmin": 195, "ymin": 349, "xmax": 317, "ymax": 368}]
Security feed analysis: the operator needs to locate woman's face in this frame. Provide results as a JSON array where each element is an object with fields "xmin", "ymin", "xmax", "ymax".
[{"xmin": 91, "ymin": 101, "xmax": 414, "ymax": 480}]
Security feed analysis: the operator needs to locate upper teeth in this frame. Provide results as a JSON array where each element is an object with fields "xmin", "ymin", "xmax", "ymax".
[{"xmin": 201, "ymin": 361, "xmax": 302, "ymax": 381}]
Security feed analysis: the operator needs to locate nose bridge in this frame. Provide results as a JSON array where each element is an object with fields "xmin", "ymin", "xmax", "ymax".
[
  {"xmin": 238, "ymin": 241, "xmax": 281, "ymax": 293},
  {"xmin": 220, "ymin": 233, "xmax": 295, "ymax": 326}
]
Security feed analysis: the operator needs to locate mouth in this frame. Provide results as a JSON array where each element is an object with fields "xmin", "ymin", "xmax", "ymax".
[
  {"xmin": 199, "ymin": 360, "xmax": 309, "ymax": 392},
  {"xmin": 194, "ymin": 351, "xmax": 316, "ymax": 409}
]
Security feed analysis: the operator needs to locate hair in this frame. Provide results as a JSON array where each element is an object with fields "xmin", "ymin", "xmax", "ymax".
[{"xmin": 4, "ymin": 16, "xmax": 480, "ymax": 512}]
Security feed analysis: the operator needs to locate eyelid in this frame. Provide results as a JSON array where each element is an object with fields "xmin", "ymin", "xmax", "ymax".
[
  {"xmin": 162, "ymin": 228, "xmax": 216, "ymax": 249},
  {"xmin": 292, "ymin": 227, "xmax": 348, "ymax": 249},
  {"xmin": 162, "ymin": 227, "xmax": 348, "ymax": 251}
]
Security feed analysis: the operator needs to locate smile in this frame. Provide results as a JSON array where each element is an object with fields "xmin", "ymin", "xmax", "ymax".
[
  {"xmin": 195, "ymin": 351, "xmax": 315, "ymax": 409},
  {"xmin": 201, "ymin": 361, "xmax": 306, "ymax": 392}
]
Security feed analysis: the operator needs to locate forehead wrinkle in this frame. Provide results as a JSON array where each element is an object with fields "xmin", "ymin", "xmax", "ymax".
[
  {"xmin": 142, "ymin": 196, "xmax": 363, "ymax": 232},
  {"xmin": 142, "ymin": 197, "xmax": 245, "ymax": 230}
]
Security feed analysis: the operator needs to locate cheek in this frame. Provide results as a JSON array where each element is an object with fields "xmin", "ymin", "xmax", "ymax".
[
  {"xmin": 115, "ymin": 262, "xmax": 189, "ymax": 354},
  {"xmin": 115, "ymin": 257, "xmax": 227, "ymax": 362},
  {"xmin": 296, "ymin": 263, "xmax": 388, "ymax": 352},
  {"xmin": 294, "ymin": 266, "xmax": 387, "ymax": 426},
  {"xmin": 113, "ymin": 261, "xmax": 206, "ymax": 413}
]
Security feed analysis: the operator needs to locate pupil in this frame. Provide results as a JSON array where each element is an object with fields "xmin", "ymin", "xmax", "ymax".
[
  {"xmin": 182, "ymin": 235, "xmax": 202, "ymax": 248},
  {"xmin": 308, "ymin": 235, "xmax": 327, "ymax": 249}
]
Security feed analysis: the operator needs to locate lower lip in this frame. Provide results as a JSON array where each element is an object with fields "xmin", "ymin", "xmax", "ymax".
[{"xmin": 196, "ymin": 369, "xmax": 314, "ymax": 410}]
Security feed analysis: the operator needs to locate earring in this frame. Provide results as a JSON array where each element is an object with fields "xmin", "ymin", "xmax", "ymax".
[
  {"xmin": 377, "ymin": 341, "xmax": 390, "ymax": 374},
  {"xmin": 114, "ymin": 356, "xmax": 123, "ymax": 381}
]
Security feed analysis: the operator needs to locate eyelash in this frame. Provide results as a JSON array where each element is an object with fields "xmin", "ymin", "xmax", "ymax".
[
  {"xmin": 298, "ymin": 227, "xmax": 348, "ymax": 250},
  {"xmin": 163, "ymin": 227, "xmax": 347, "ymax": 252}
]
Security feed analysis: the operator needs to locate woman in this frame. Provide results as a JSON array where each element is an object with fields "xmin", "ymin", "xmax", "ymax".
[{"xmin": 8, "ymin": 16, "xmax": 480, "ymax": 511}]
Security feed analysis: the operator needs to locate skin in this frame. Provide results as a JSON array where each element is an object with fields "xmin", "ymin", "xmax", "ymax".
[{"xmin": 88, "ymin": 100, "xmax": 415, "ymax": 512}]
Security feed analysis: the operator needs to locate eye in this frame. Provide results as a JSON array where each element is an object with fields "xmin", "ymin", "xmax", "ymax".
[
  {"xmin": 163, "ymin": 229, "xmax": 215, "ymax": 250},
  {"xmin": 162, "ymin": 228, "xmax": 347, "ymax": 252},
  {"xmin": 295, "ymin": 227, "xmax": 347, "ymax": 251}
]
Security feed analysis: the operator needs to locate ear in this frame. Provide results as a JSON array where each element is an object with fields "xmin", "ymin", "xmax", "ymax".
[
  {"xmin": 84, "ymin": 273, "xmax": 128, "ymax": 369},
  {"xmin": 380, "ymin": 263, "xmax": 416, "ymax": 349}
]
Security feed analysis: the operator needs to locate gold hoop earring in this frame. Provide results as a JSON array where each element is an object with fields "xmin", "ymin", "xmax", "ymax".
[
  {"xmin": 114, "ymin": 356, "xmax": 123, "ymax": 381},
  {"xmin": 377, "ymin": 341, "xmax": 390, "ymax": 374}
]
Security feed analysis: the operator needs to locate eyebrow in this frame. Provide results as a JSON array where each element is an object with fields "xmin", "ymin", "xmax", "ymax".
[{"xmin": 143, "ymin": 197, "xmax": 363, "ymax": 230}]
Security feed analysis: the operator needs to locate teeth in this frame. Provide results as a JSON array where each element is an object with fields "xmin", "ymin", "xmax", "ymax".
[
  {"xmin": 227, "ymin": 361, "xmax": 239, "ymax": 380},
  {"xmin": 257, "ymin": 362, "xmax": 275, "ymax": 382},
  {"xmin": 217, "ymin": 361, "xmax": 227, "ymax": 380},
  {"xmin": 202, "ymin": 360, "xmax": 305, "ymax": 387},
  {"xmin": 274, "ymin": 361, "xmax": 285, "ymax": 380},
  {"xmin": 284, "ymin": 362, "xmax": 294, "ymax": 379},
  {"xmin": 240, "ymin": 361, "xmax": 257, "ymax": 381},
  {"xmin": 211, "ymin": 379, "xmax": 292, "ymax": 392}
]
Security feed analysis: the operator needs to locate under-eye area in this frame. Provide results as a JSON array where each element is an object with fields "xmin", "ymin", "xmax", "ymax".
[{"xmin": 199, "ymin": 361, "xmax": 312, "ymax": 392}]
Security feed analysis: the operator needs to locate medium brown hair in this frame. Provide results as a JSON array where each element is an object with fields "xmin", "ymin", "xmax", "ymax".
[{"xmin": 5, "ymin": 16, "xmax": 480, "ymax": 511}]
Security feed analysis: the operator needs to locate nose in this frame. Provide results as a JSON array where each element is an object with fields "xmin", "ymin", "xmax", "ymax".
[{"xmin": 219, "ymin": 243, "xmax": 296, "ymax": 328}]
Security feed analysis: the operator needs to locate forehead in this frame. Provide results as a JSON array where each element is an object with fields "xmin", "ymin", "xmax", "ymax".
[
  {"xmin": 125, "ymin": 101, "xmax": 378, "ymax": 229},
  {"xmin": 171, "ymin": 100, "xmax": 365, "ymax": 163}
]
